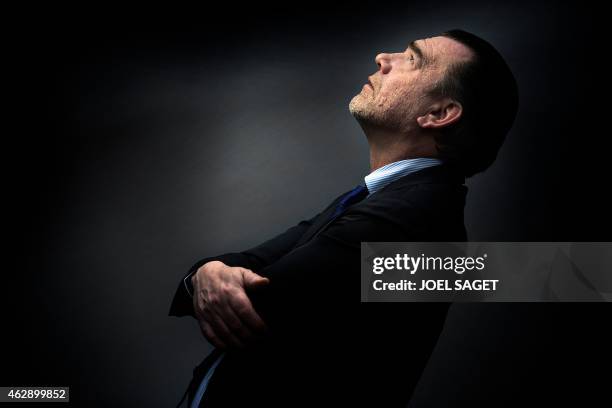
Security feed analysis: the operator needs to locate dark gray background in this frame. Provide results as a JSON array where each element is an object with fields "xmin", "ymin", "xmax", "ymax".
[{"xmin": 5, "ymin": 1, "xmax": 610, "ymax": 406}]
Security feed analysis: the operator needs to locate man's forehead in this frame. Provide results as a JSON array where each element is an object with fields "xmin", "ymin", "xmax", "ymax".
[{"xmin": 412, "ymin": 36, "xmax": 473, "ymax": 63}]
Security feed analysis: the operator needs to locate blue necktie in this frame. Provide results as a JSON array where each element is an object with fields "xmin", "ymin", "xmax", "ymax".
[{"xmin": 331, "ymin": 185, "xmax": 369, "ymax": 219}]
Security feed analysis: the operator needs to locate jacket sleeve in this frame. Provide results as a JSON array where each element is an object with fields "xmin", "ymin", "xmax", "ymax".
[
  {"xmin": 169, "ymin": 212, "xmax": 322, "ymax": 317},
  {"xmin": 246, "ymin": 211, "xmax": 422, "ymax": 335}
]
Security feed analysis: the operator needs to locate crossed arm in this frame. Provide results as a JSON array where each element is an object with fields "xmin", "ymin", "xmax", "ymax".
[
  {"xmin": 187, "ymin": 216, "xmax": 318, "ymax": 349},
  {"xmin": 169, "ymin": 196, "xmax": 412, "ymax": 350},
  {"xmin": 169, "ymin": 211, "xmax": 326, "ymax": 348}
]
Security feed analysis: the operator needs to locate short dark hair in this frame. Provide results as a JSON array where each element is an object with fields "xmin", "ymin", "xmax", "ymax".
[{"xmin": 429, "ymin": 29, "xmax": 519, "ymax": 177}]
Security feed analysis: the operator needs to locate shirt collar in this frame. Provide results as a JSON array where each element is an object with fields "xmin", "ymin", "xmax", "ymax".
[{"xmin": 364, "ymin": 158, "xmax": 443, "ymax": 195}]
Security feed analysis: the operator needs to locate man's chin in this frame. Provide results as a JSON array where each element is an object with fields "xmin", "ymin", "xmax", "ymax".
[{"xmin": 348, "ymin": 95, "xmax": 369, "ymax": 119}]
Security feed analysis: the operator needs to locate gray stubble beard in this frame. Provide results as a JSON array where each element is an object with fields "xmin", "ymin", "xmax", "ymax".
[{"xmin": 349, "ymin": 91, "xmax": 416, "ymax": 134}]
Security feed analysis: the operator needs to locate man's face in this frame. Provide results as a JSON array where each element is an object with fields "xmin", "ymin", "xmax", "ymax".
[{"xmin": 349, "ymin": 36, "xmax": 473, "ymax": 132}]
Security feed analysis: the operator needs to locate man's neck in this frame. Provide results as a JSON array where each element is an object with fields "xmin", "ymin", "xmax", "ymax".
[{"xmin": 365, "ymin": 127, "xmax": 438, "ymax": 172}]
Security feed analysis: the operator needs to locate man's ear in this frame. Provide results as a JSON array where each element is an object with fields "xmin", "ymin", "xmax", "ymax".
[{"xmin": 416, "ymin": 98, "xmax": 463, "ymax": 129}]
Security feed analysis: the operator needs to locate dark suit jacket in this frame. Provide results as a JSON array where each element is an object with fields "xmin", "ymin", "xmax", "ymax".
[{"xmin": 170, "ymin": 163, "xmax": 468, "ymax": 407}]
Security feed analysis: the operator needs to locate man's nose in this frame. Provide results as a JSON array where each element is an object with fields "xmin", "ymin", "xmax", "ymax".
[{"xmin": 375, "ymin": 53, "xmax": 392, "ymax": 74}]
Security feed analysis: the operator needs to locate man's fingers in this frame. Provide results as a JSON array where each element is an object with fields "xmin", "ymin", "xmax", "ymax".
[
  {"xmin": 200, "ymin": 295, "xmax": 257, "ymax": 344},
  {"xmin": 194, "ymin": 294, "xmax": 243, "ymax": 348},
  {"xmin": 241, "ymin": 269, "xmax": 270, "ymax": 290},
  {"xmin": 219, "ymin": 301, "xmax": 257, "ymax": 342},
  {"xmin": 198, "ymin": 320, "xmax": 227, "ymax": 350},
  {"xmin": 231, "ymin": 292, "xmax": 268, "ymax": 334},
  {"xmin": 204, "ymin": 307, "xmax": 246, "ymax": 349}
]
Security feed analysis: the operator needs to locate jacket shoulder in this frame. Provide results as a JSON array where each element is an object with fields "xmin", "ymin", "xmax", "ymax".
[{"xmin": 325, "ymin": 168, "xmax": 468, "ymax": 243}]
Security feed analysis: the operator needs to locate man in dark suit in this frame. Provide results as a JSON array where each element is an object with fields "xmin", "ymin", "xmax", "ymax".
[{"xmin": 170, "ymin": 29, "xmax": 518, "ymax": 407}]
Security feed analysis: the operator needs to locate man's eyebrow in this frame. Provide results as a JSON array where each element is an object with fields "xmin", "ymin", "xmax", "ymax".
[{"xmin": 408, "ymin": 40, "xmax": 426, "ymax": 64}]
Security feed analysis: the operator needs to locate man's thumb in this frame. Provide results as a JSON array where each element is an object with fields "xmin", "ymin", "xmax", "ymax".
[{"xmin": 242, "ymin": 269, "xmax": 270, "ymax": 289}]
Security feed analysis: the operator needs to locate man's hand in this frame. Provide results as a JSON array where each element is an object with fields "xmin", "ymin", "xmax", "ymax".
[{"xmin": 192, "ymin": 261, "xmax": 269, "ymax": 349}]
